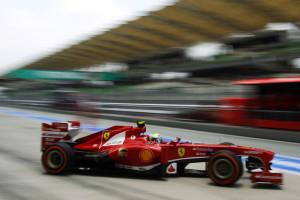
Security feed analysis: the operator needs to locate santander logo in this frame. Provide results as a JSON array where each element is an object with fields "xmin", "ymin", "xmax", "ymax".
[
  {"xmin": 167, "ymin": 165, "xmax": 175, "ymax": 173},
  {"xmin": 166, "ymin": 163, "xmax": 177, "ymax": 174}
]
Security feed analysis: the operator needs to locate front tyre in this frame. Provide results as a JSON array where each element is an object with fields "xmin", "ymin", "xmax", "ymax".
[
  {"xmin": 207, "ymin": 150, "xmax": 243, "ymax": 186},
  {"xmin": 42, "ymin": 143, "xmax": 74, "ymax": 174}
]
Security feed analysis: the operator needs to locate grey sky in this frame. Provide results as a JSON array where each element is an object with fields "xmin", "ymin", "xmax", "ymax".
[{"xmin": 0, "ymin": 0, "xmax": 176, "ymax": 74}]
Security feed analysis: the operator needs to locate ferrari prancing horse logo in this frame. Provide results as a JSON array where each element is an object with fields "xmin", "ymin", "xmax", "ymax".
[
  {"xmin": 178, "ymin": 147, "xmax": 185, "ymax": 157},
  {"xmin": 103, "ymin": 131, "xmax": 110, "ymax": 140}
]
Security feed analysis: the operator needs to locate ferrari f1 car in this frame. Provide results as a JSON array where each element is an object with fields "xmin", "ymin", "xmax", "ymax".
[{"xmin": 41, "ymin": 121, "xmax": 282, "ymax": 186}]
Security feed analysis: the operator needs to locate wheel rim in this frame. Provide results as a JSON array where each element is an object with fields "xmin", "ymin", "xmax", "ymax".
[
  {"xmin": 212, "ymin": 158, "xmax": 234, "ymax": 179},
  {"xmin": 47, "ymin": 150, "xmax": 64, "ymax": 169}
]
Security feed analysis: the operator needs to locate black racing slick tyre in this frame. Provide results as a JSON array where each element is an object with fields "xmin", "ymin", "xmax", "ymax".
[
  {"xmin": 42, "ymin": 143, "xmax": 74, "ymax": 174},
  {"xmin": 207, "ymin": 150, "xmax": 243, "ymax": 186}
]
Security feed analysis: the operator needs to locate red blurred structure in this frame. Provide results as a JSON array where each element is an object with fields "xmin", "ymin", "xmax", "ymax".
[{"xmin": 219, "ymin": 77, "xmax": 300, "ymax": 131}]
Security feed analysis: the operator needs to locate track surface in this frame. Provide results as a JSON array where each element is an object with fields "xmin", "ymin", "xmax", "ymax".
[{"xmin": 0, "ymin": 107, "xmax": 299, "ymax": 200}]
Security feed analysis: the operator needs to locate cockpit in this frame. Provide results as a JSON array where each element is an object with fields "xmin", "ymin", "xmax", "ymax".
[{"xmin": 135, "ymin": 120, "xmax": 191, "ymax": 144}]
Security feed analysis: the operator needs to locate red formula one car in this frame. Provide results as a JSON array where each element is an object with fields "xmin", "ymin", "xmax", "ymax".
[{"xmin": 41, "ymin": 121, "xmax": 282, "ymax": 186}]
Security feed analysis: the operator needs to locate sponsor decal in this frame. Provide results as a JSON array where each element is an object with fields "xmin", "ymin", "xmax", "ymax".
[
  {"xmin": 118, "ymin": 148, "xmax": 128, "ymax": 158},
  {"xmin": 42, "ymin": 131, "xmax": 66, "ymax": 138},
  {"xmin": 254, "ymin": 175, "xmax": 282, "ymax": 179},
  {"xmin": 42, "ymin": 128, "xmax": 67, "ymax": 132},
  {"xmin": 55, "ymin": 124, "xmax": 68, "ymax": 129},
  {"xmin": 178, "ymin": 147, "xmax": 185, "ymax": 157},
  {"xmin": 192, "ymin": 147, "xmax": 213, "ymax": 152},
  {"xmin": 195, "ymin": 152, "xmax": 206, "ymax": 156},
  {"xmin": 44, "ymin": 138, "xmax": 56, "ymax": 142},
  {"xmin": 139, "ymin": 149, "xmax": 154, "ymax": 162},
  {"xmin": 130, "ymin": 135, "xmax": 136, "ymax": 140},
  {"xmin": 244, "ymin": 151, "xmax": 261, "ymax": 155},
  {"xmin": 103, "ymin": 131, "xmax": 110, "ymax": 140},
  {"xmin": 166, "ymin": 163, "xmax": 177, "ymax": 174}
]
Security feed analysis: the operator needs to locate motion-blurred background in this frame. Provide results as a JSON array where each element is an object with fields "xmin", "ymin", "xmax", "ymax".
[{"xmin": 1, "ymin": 0, "xmax": 300, "ymax": 135}]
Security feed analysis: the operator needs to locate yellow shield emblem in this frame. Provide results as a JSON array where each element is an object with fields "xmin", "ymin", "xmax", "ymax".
[
  {"xmin": 103, "ymin": 131, "xmax": 110, "ymax": 140},
  {"xmin": 178, "ymin": 147, "xmax": 185, "ymax": 157}
]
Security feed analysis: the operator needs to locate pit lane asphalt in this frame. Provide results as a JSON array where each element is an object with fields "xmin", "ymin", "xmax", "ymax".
[{"xmin": 0, "ymin": 107, "xmax": 299, "ymax": 200}]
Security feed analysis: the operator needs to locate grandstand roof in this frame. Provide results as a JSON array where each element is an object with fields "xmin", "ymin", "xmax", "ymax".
[{"xmin": 21, "ymin": 0, "xmax": 300, "ymax": 70}]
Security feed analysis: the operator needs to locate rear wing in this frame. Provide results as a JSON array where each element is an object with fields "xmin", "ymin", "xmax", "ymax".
[{"xmin": 41, "ymin": 121, "xmax": 80, "ymax": 151}]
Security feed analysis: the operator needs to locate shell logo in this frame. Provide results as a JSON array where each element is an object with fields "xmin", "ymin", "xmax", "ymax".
[{"xmin": 139, "ymin": 149, "xmax": 154, "ymax": 162}]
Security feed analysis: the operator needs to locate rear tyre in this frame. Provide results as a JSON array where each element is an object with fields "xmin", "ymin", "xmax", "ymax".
[
  {"xmin": 207, "ymin": 150, "xmax": 243, "ymax": 186},
  {"xmin": 42, "ymin": 143, "xmax": 74, "ymax": 174}
]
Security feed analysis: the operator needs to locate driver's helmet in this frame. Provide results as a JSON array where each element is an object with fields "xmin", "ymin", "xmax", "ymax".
[
  {"xmin": 149, "ymin": 133, "xmax": 161, "ymax": 142},
  {"xmin": 137, "ymin": 120, "xmax": 145, "ymax": 128}
]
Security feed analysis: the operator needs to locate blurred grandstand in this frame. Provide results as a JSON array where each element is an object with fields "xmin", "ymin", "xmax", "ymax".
[{"xmin": 1, "ymin": 0, "xmax": 300, "ymax": 132}]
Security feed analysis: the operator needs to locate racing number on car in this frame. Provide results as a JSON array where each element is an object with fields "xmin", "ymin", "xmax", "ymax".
[
  {"xmin": 178, "ymin": 147, "xmax": 185, "ymax": 157},
  {"xmin": 103, "ymin": 131, "xmax": 110, "ymax": 140}
]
